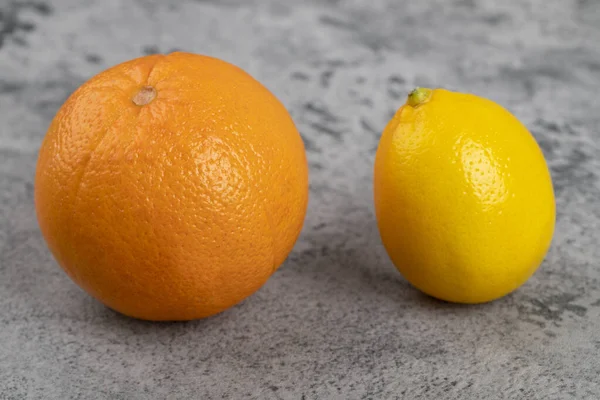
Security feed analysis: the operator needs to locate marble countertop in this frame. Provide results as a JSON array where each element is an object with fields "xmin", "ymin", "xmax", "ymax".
[{"xmin": 1, "ymin": 0, "xmax": 599, "ymax": 398}]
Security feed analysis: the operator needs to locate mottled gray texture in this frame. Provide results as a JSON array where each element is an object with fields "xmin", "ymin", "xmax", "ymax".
[{"xmin": 1, "ymin": 0, "xmax": 600, "ymax": 398}]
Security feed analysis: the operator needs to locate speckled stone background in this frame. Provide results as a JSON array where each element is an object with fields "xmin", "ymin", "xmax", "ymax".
[{"xmin": 1, "ymin": 0, "xmax": 599, "ymax": 399}]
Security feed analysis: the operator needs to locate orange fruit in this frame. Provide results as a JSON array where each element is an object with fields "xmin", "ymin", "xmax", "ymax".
[
  {"xmin": 34, "ymin": 52, "xmax": 309, "ymax": 321},
  {"xmin": 374, "ymin": 88, "xmax": 555, "ymax": 303}
]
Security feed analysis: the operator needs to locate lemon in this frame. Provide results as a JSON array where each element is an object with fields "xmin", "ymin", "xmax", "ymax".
[{"xmin": 373, "ymin": 88, "xmax": 555, "ymax": 303}]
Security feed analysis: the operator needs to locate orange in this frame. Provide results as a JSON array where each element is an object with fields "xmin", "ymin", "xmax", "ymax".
[
  {"xmin": 374, "ymin": 88, "xmax": 555, "ymax": 303},
  {"xmin": 34, "ymin": 52, "xmax": 309, "ymax": 321}
]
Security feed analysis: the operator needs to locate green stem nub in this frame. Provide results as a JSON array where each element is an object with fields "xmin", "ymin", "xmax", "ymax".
[{"xmin": 407, "ymin": 87, "xmax": 432, "ymax": 107}]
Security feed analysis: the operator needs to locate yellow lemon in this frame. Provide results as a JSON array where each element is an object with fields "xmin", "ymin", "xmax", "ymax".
[{"xmin": 373, "ymin": 88, "xmax": 555, "ymax": 303}]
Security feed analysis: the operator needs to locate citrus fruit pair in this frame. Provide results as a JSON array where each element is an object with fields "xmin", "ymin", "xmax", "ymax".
[{"xmin": 35, "ymin": 52, "xmax": 555, "ymax": 321}]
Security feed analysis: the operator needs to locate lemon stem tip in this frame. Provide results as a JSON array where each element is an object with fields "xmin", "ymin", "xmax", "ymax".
[{"xmin": 407, "ymin": 87, "xmax": 432, "ymax": 107}]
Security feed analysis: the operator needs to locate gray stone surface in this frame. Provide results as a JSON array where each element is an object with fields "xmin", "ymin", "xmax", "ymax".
[{"xmin": 1, "ymin": 0, "xmax": 600, "ymax": 398}]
